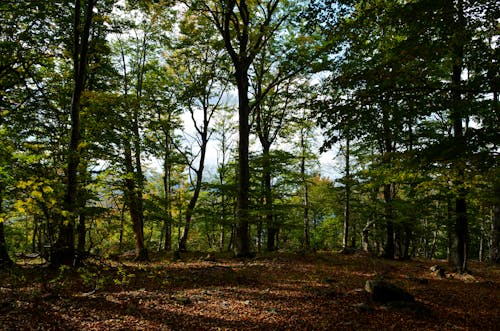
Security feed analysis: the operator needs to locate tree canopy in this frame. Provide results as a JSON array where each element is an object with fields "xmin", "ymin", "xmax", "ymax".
[{"xmin": 0, "ymin": 0, "xmax": 498, "ymax": 271}]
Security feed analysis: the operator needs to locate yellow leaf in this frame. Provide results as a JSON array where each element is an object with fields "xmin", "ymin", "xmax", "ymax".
[
  {"xmin": 42, "ymin": 186, "xmax": 54, "ymax": 194},
  {"xmin": 32, "ymin": 190, "xmax": 43, "ymax": 200}
]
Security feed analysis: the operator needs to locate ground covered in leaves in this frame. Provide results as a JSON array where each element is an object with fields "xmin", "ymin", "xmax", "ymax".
[{"xmin": 1, "ymin": 252, "xmax": 499, "ymax": 330}]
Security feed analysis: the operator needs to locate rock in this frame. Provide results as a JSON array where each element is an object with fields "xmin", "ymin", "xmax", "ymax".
[{"xmin": 365, "ymin": 280, "xmax": 414, "ymax": 304}]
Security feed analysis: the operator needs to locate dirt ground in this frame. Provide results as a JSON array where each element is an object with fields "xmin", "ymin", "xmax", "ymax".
[{"xmin": 1, "ymin": 252, "xmax": 499, "ymax": 330}]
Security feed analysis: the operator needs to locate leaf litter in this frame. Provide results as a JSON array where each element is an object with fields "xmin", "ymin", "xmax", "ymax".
[{"xmin": 1, "ymin": 252, "xmax": 499, "ymax": 330}]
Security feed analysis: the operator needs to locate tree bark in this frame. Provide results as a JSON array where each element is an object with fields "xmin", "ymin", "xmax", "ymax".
[
  {"xmin": 383, "ymin": 183, "xmax": 395, "ymax": 259},
  {"xmin": 163, "ymin": 171, "xmax": 172, "ymax": 252},
  {"xmin": 450, "ymin": 0, "xmax": 468, "ymax": 273},
  {"xmin": 300, "ymin": 131, "xmax": 310, "ymax": 251},
  {"xmin": 234, "ymin": 67, "xmax": 252, "ymax": 257},
  {"xmin": 161, "ymin": 114, "xmax": 173, "ymax": 252},
  {"xmin": 262, "ymin": 144, "xmax": 277, "ymax": 251},
  {"xmin": 178, "ymin": 154, "xmax": 206, "ymax": 252},
  {"xmin": 124, "ymin": 141, "xmax": 148, "ymax": 261},
  {"xmin": 211, "ymin": 0, "xmax": 282, "ymax": 257},
  {"xmin": 342, "ymin": 137, "xmax": 350, "ymax": 251},
  {"xmin": 490, "ymin": 181, "xmax": 500, "ymax": 263},
  {"xmin": 52, "ymin": 0, "xmax": 94, "ymax": 267}
]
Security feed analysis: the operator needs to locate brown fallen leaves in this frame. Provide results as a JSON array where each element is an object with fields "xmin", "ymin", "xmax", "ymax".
[{"xmin": 1, "ymin": 252, "xmax": 499, "ymax": 330}]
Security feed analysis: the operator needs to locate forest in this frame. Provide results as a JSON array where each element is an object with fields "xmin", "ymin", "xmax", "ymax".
[{"xmin": 0, "ymin": 0, "xmax": 499, "ymax": 329}]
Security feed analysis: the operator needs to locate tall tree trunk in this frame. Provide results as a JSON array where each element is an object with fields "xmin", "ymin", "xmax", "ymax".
[
  {"xmin": 52, "ymin": 0, "xmax": 94, "ymax": 267},
  {"xmin": 380, "ymin": 101, "xmax": 395, "ymax": 259},
  {"xmin": 342, "ymin": 137, "xmax": 351, "ymax": 251},
  {"xmin": 163, "ymin": 170, "xmax": 172, "ymax": 252},
  {"xmin": 118, "ymin": 36, "xmax": 147, "ymax": 261},
  {"xmin": 300, "ymin": 131, "xmax": 310, "ymax": 251},
  {"xmin": 161, "ymin": 115, "xmax": 172, "ymax": 252},
  {"xmin": 450, "ymin": 0, "xmax": 468, "ymax": 273},
  {"xmin": 124, "ymin": 141, "xmax": 148, "ymax": 261},
  {"xmin": 490, "ymin": 182, "xmax": 500, "ymax": 263},
  {"xmin": 447, "ymin": 198, "xmax": 453, "ymax": 261},
  {"xmin": 178, "ymin": 165, "xmax": 205, "ymax": 252},
  {"xmin": 178, "ymin": 91, "xmax": 212, "ymax": 252},
  {"xmin": 361, "ymin": 221, "xmax": 373, "ymax": 253},
  {"xmin": 234, "ymin": 67, "xmax": 252, "ymax": 257},
  {"xmin": 262, "ymin": 144, "xmax": 277, "ymax": 251},
  {"xmin": 383, "ymin": 183, "xmax": 395, "ymax": 259},
  {"xmin": 132, "ymin": 112, "xmax": 146, "ymax": 254}
]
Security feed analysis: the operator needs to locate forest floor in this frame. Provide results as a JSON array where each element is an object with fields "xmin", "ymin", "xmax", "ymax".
[{"xmin": 1, "ymin": 251, "xmax": 499, "ymax": 330}]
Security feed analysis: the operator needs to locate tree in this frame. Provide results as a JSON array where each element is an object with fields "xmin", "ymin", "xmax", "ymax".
[
  {"xmin": 111, "ymin": 3, "xmax": 174, "ymax": 259},
  {"xmin": 491, "ymin": 171, "xmax": 500, "ymax": 263},
  {"xmin": 252, "ymin": 56, "xmax": 294, "ymax": 251},
  {"xmin": 212, "ymin": 107, "xmax": 238, "ymax": 251},
  {"xmin": 51, "ymin": 0, "xmax": 95, "ymax": 267},
  {"xmin": 191, "ymin": 0, "xmax": 289, "ymax": 257},
  {"xmin": 175, "ymin": 11, "xmax": 229, "ymax": 251}
]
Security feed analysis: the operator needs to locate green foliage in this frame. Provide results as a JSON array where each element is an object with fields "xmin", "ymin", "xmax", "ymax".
[
  {"xmin": 114, "ymin": 266, "xmax": 136, "ymax": 287},
  {"xmin": 0, "ymin": 0, "xmax": 497, "ymax": 265}
]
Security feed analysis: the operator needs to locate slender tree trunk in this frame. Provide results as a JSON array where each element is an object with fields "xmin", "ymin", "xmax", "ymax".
[
  {"xmin": 262, "ymin": 144, "xmax": 277, "ymax": 251},
  {"xmin": 381, "ymin": 102, "xmax": 395, "ymax": 259},
  {"xmin": 124, "ymin": 141, "xmax": 148, "ymax": 261},
  {"xmin": 178, "ymin": 166, "xmax": 205, "ymax": 252},
  {"xmin": 429, "ymin": 229, "xmax": 438, "ymax": 259},
  {"xmin": 219, "ymin": 169, "xmax": 227, "ymax": 252},
  {"xmin": 402, "ymin": 224, "xmax": 411, "ymax": 259},
  {"xmin": 450, "ymin": 0, "xmax": 468, "ymax": 272},
  {"xmin": 342, "ymin": 137, "xmax": 351, "ymax": 251},
  {"xmin": 179, "ymin": 98, "xmax": 211, "ymax": 252},
  {"xmin": 362, "ymin": 221, "xmax": 373, "ymax": 253},
  {"xmin": 163, "ymin": 170, "xmax": 172, "ymax": 252},
  {"xmin": 132, "ymin": 113, "xmax": 146, "ymax": 255},
  {"xmin": 52, "ymin": 0, "xmax": 94, "ymax": 267},
  {"xmin": 300, "ymin": 129, "xmax": 310, "ymax": 251},
  {"xmin": 162, "ymin": 116, "xmax": 172, "ymax": 252},
  {"xmin": 383, "ymin": 183, "xmax": 395, "ymax": 259},
  {"xmin": 446, "ymin": 198, "xmax": 453, "ymax": 261},
  {"xmin": 32, "ymin": 216, "xmax": 38, "ymax": 253},
  {"xmin": 119, "ymin": 203, "xmax": 125, "ymax": 250},
  {"xmin": 490, "ymin": 183, "xmax": 500, "ymax": 263},
  {"xmin": 118, "ymin": 35, "xmax": 147, "ymax": 261}
]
